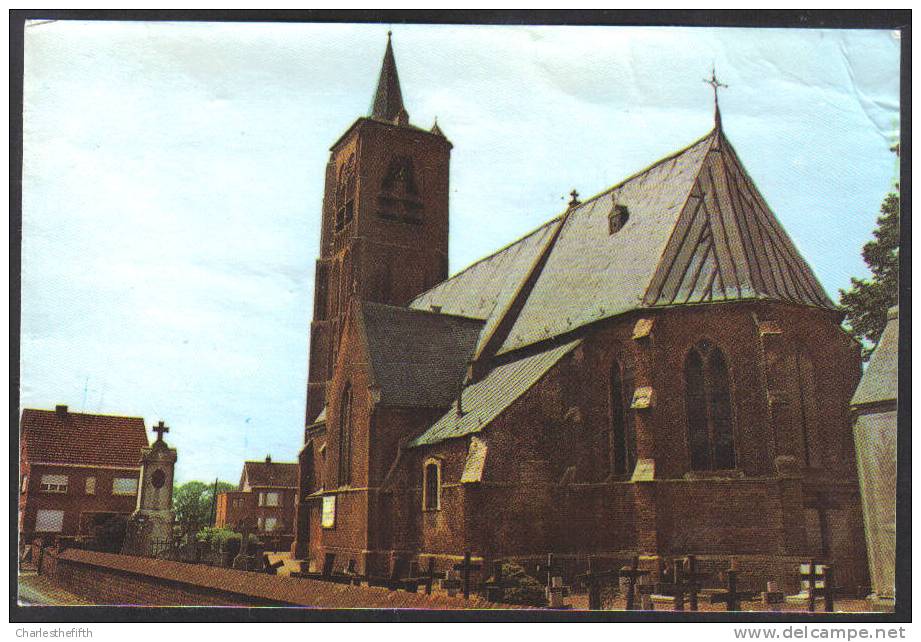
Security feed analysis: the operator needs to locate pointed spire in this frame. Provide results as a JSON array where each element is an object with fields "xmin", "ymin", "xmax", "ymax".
[
  {"xmin": 431, "ymin": 117, "xmax": 445, "ymax": 137},
  {"xmin": 370, "ymin": 31, "xmax": 408, "ymax": 123}
]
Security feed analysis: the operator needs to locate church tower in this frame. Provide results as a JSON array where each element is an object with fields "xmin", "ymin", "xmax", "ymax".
[{"xmin": 305, "ymin": 35, "xmax": 453, "ymax": 425}]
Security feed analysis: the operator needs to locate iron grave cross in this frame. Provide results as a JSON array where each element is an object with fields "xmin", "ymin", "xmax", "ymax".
[{"xmin": 153, "ymin": 420, "xmax": 169, "ymax": 443}]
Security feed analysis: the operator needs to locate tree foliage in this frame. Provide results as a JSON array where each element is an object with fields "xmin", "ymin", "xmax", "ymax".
[
  {"xmin": 172, "ymin": 479, "xmax": 235, "ymax": 540},
  {"xmin": 839, "ymin": 186, "xmax": 900, "ymax": 360}
]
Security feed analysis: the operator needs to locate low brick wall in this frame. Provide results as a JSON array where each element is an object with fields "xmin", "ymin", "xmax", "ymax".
[{"xmin": 47, "ymin": 548, "xmax": 517, "ymax": 609}]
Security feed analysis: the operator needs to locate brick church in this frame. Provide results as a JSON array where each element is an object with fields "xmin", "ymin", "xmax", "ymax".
[{"xmin": 293, "ymin": 36, "xmax": 869, "ymax": 592}]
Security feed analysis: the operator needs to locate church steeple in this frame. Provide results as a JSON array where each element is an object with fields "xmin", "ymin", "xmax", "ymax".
[{"xmin": 370, "ymin": 32, "xmax": 407, "ymax": 123}]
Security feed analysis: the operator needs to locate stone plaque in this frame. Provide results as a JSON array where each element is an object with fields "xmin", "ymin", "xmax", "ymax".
[{"xmin": 322, "ymin": 495, "xmax": 336, "ymax": 529}]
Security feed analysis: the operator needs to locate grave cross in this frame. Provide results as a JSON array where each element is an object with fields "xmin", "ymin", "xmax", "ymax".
[
  {"xmin": 619, "ymin": 555, "xmax": 651, "ymax": 611},
  {"xmin": 710, "ymin": 569, "xmax": 758, "ymax": 611},
  {"xmin": 681, "ymin": 554, "xmax": 709, "ymax": 611},
  {"xmin": 483, "ymin": 561, "xmax": 506, "ymax": 603},
  {"xmin": 453, "ymin": 551, "xmax": 482, "ymax": 600},
  {"xmin": 575, "ymin": 556, "xmax": 619, "ymax": 611},
  {"xmin": 153, "ymin": 420, "xmax": 169, "ymax": 442},
  {"xmin": 802, "ymin": 562, "xmax": 837, "ymax": 612}
]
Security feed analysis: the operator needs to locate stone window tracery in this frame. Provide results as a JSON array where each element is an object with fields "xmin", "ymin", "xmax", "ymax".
[{"xmin": 685, "ymin": 340, "xmax": 736, "ymax": 471}]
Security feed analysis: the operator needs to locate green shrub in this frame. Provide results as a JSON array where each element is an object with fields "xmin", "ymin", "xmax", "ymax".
[{"xmin": 488, "ymin": 562, "xmax": 546, "ymax": 607}]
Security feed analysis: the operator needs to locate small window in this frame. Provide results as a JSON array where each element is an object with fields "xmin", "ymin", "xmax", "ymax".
[
  {"xmin": 258, "ymin": 492, "xmax": 265, "ymax": 506},
  {"xmin": 40, "ymin": 474, "xmax": 68, "ymax": 493},
  {"xmin": 608, "ymin": 204, "xmax": 629, "ymax": 234},
  {"xmin": 85, "ymin": 477, "xmax": 96, "ymax": 495},
  {"xmin": 35, "ymin": 509, "xmax": 64, "ymax": 533},
  {"xmin": 258, "ymin": 517, "xmax": 264, "ymax": 530},
  {"xmin": 112, "ymin": 477, "xmax": 139, "ymax": 496},
  {"xmin": 264, "ymin": 517, "xmax": 277, "ymax": 532},
  {"xmin": 264, "ymin": 492, "xmax": 280, "ymax": 507},
  {"xmin": 20, "ymin": 475, "xmax": 28, "ymax": 494},
  {"xmin": 423, "ymin": 459, "xmax": 441, "ymax": 511}
]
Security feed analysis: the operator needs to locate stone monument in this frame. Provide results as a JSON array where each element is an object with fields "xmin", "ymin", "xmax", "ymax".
[{"xmin": 122, "ymin": 420, "xmax": 177, "ymax": 558}]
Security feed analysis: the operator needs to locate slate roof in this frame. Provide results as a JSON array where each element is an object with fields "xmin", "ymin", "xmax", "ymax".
[
  {"xmin": 852, "ymin": 305, "xmax": 899, "ymax": 408},
  {"xmin": 370, "ymin": 34, "xmax": 405, "ymax": 122},
  {"xmin": 409, "ymin": 340, "xmax": 580, "ymax": 447},
  {"xmin": 20, "ymin": 407, "xmax": 148, "ymax": 468},
  {"xmin": 360, "ymin": 301, "xmax": 484, "ymax": 408},
  {"xmin": 410, "ymin": 127, "xmax": 835, "ymax": 359},
  {"xmin": 241, "ymin": 460, "xmax": 298, "ymax": 489}
]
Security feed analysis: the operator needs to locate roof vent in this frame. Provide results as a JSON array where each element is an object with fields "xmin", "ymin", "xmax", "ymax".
[
  {"xmin": 265, "ymin": 454, "xmax": 272, "ymax": 464},
  {"xmin": 609, "ymin": 204, "xmax": 629, "ymax": 235},
  {"xmin": 430, "ymin": 305, "xmax": 442, "ymax": 313},
  {"xmin": 55, "ymin": 405, "xmax": 68, "ymax": 418}
]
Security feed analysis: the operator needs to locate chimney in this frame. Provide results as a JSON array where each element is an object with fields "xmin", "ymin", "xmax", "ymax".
[
  {"xmin": 265, "ymin": 454, "xmax": 272, "ymax": 464},
  {"xmin": 55, "ymin": 405, "xmax": 68, "ymax": 418}
]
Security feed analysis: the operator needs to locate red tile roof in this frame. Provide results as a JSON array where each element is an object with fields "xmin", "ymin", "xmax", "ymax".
[
  {"xmin": 242, "ymin": 460, "xmax": 298, "ymax": 488},
  {"xmin": 20, "ymin": 407, "xmax": 149, "ymax": 468}
]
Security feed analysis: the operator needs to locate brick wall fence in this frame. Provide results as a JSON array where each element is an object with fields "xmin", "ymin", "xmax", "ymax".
[{"xmin": 38, "ymin": 546, "xmax": 517, "ymax": 609}]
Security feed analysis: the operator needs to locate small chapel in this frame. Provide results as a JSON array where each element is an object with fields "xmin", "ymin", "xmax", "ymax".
[{"xmin": 292, "ymin": 35, "xmax": 869, "ymax": 593}]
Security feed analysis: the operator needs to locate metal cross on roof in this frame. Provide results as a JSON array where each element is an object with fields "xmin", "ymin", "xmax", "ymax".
[
  {"xmin": 153, "ymin": 420, "xmax": 169, "ymax": 442},
  {"xmin": 569, "ymin": 189, "xmax": 581, "ymax": 207},
  {"xmin": 703, "ymin": 66, "xmax": 728, "ymax": 126}
]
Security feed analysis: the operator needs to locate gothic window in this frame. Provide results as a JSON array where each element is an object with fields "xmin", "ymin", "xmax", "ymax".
[
  {"xmin": 609, "ymin": 360, "xmax": 637, "ymax": 476},
  {"xmin": 423, "ymin": 459, "xmax": 441, "ymax": 511},
  {"xmin": 335, "ymin": 154, "xmax": 356, "ymax": 232},
  {"xmin": 685, "ymin": 340, "xmax": 737, "ymax": 471},
  {"xmin": 791, "ymin": 346, "xmax": 819, "ymax": 467},
  {"xmin": 337, "ymin": 385, "xmax": 353, "ymax": 487},
  {"xmin": 378, "ymin": 156, "xmax": 423, "ymax": 223}
]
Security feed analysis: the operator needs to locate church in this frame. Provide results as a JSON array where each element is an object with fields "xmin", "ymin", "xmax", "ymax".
[{"xmin": 292, "ymin": 35, "xmax": 869, "ymax": 593}]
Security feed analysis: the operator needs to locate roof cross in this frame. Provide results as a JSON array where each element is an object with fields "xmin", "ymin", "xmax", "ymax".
[
  {"xmin": 703, "ymin": 66, "xmax": 728, "ymax": 127},
  {"xmin": 153, "ymin": 420, "xmax": 169, "ymax": 443},
  {"xmin": 569, "ymin": 189, "xmax": 581, "ymax": 207}
]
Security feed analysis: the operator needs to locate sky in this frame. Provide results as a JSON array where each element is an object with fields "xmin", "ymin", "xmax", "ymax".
[{"xmin": 20, "ymin": 21, "xmax": 900, "ymax": 484}]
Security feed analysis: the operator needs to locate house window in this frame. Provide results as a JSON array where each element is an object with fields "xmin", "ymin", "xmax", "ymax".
[
  {"xmin": 337, "ymin": 385, "xmax": 353, "ymax": 487},
  {"xmin": 609, "ymin": 360, "xmax": 637, "ymax": 476},
  {"xmin": 685, "ymin": 340, "xmax": 736, "ymax": 471},
  {"xmin": 112, "ymin": 477, "xmax": 139, "ymax": 496},
  {"xmin": 423, "ymin": 459, "xmax": 441, "ymax": 511},
  {"xmin": 264, "ymin": 517, "xmax": 278, "ymax": 532},
  {"xmin": 85, "ymin": 477, "xmax": 96, "ymax": 495},
  {"xmin": 40, "ymin": 474, "xmax": 68, "ymax": 493},
  {"xmin": 35, "ymin": 509, "xmax": 65, "ymax": 533}
]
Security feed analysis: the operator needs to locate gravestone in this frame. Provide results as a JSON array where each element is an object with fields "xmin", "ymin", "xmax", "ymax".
[{"xmin": 122, "ymin": 421, "xmax": 177, "ymax": 558}]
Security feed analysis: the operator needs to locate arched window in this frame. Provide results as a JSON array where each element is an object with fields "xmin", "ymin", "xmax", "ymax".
[
  {"xmin": 791, "ymin": 347, "xmax": 819, "ymax": 468},
  {"xmin": 609, "ymin": 360, "xmax": 636, "ymax": 476},
  {"xmin": 337, "ymin": 385, "xmax": 352, "ymax": 486},
  {"xmin": 684, "ymin": 340, "xmax": 736, "ymax": 471},
  {"xmin": 335, "ymin": 154, "xmax": 356, "ymax": 231},
  {"xmin": 423, "ymin": 459, "xmax": 441, "ymax": 511}
]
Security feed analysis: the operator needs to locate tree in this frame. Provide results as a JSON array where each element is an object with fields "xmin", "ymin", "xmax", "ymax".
[
  {"xmin": 172, "ymin": 479, "xmax": 235, "ymax": 540},
  {"xmin": 839, "ymin": 183, "xmax": 900, "ymax": 360}
]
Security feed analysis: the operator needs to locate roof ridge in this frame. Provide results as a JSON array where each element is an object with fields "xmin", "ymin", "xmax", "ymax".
[
  {"xmin": 362, "ymin": 299, "xmax": 485, "ymax": 323},
  {"xmin": 22, "ymin": 408, "xmax": 146, "ymax": 421},
  {"xmin": 410, "ymin": 217, "xmax": 561, "ymax": 306},
  {"xmin": 578, "ymin": 129, "xmax": 717, "ymax": 210},
  {"xmin": 641, "ymin": 131, "xmax": 719, "ymax": 305}
]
